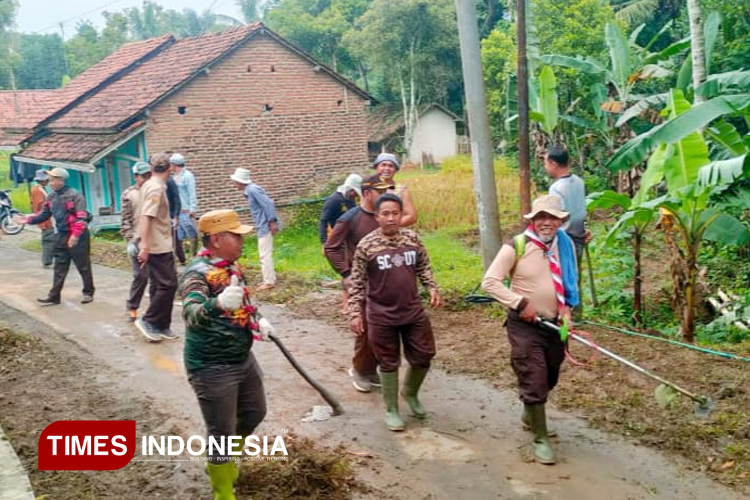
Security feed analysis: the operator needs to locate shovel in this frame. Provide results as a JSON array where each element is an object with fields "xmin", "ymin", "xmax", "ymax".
[
  {"xmin": 267, "ymin": 333, "xmax": 345, "ymax": 416},
  {"xmin": 538, "ymin": 319, "xmax": 714, "ymax": 417}
]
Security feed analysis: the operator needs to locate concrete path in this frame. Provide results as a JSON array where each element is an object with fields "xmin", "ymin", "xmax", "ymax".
[
  {"xmin": 0, "ymin": 425, "xmax": 35, "ymax": 500},
  {"xmin": 0, "ymin": 228, "xmax": 745, "ymax": 500}
]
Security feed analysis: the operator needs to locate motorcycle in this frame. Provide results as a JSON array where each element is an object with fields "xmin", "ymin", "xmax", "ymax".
[{"xmin": 0, "ymin": 190, "xmax": 25, "ymax": 235}]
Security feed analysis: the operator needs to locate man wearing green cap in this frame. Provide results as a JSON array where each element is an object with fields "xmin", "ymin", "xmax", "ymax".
[
  {"xmin": 121, "ymin": 162, "xmax": 152, "ymax": 321},
  {"xmin": 17, "ymin": 167, "xmax": 95, "ymax": 305}
]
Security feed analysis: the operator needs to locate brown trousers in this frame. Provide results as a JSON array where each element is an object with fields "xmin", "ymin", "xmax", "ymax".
[
  {"xmin": 368, "ymin": 314, "xmax": 436, "ymax": 373},
  {"xmin": 142, "ymin": 252, "xmax": 177, "ymax": 330},
  {"xmin": 353, "ymin": 302, "xmax": 378, "ymax": 377},
  {"xmin": 506, "ymin": 311, "xmax": 565, "ymax": 405}
]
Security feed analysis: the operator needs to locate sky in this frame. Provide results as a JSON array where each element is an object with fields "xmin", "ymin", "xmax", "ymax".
[{"xmin": 16, "ymin": 0, "xmax": 243, "ymax": 36}]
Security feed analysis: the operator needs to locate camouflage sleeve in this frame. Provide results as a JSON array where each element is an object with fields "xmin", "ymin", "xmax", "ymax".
[
  {"xmin": 415, "ymin": 236, "xmax": 438, "ymax": 291},
  {"xmin": 180, "ymin": 271, "xmax": 220, "ymax": 328},
  {"xmin": 120, "ymin": 192, "xmax": 134, "ymax": 240},
  {"xmin": 347, "ymin": 243, "xmax": 369, "ymax": 319}
]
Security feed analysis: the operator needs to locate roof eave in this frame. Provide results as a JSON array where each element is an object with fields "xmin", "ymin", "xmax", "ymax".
[{"xmin": 12, "ymin": 155, "xmax": 97, "ymax": 173}]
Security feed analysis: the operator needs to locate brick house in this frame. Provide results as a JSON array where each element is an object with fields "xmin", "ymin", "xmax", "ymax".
[{"xmin": 1, "ymin": 23, "xmax": 371, "ymax": 226}]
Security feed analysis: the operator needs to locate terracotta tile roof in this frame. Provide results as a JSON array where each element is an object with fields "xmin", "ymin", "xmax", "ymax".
[
  {"xmin": 0, "ymin": 90, "xmax": 59, "ymax": 130},
  {"xmin": 56, "ymin": 35, "xmax": 173, "ymax": 105},
  {"xmin": 50, "ymin": 23, "xmax": 263, "ymax": 130},
  {"xmin": 0, "ymin": 36, "xmax": 172, "ymax": 146},
  {"xmin": 17, "ymin": 122, "xmax": 145, "ymax": 163}
]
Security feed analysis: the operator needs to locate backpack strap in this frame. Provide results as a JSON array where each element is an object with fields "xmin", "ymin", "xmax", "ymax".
[{"xmin": 505, "ymin": 233, "xmax": 526, "ymax": 286}]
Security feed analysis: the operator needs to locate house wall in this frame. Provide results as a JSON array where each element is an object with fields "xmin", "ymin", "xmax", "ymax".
[
  {"xmin": 409, "ymin": 108, "xmax": 457, "ymax": 165},
  {"xmin": 146, "ymin": 32, "xmax": 370, "ymax": 214}
]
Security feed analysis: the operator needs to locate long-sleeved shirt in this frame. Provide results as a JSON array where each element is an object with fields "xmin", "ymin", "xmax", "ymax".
[
  {"xmin": 30, "ymin": 184, "xmax": 52, "ymax": 230},
  {"xmin": 28, "ymin": 185, "xmax": 88, "ymax": 238},
  {"xmin": 481, "ymin": 236, "xmax": 563, "ymax": 320},
  {"xmin": 319, "ymin": 190, "xmax": 356, "ymax": 243},
  {"xmin": 174, "ymin": 168, "xmax": 197, "ymax": 214},
  {"xmin": 550, "ymin": 174, "xmax": 586, "ymax": 241},
  {"xmin": 323, "ymin": 206, "xmax": 378, "ymax": 278},
  {"xmin": 120, "ymin": 185, "xmax": 141, "ymax": 241},
  {"xmin": 180, "ymin": 252, "xmax": 260, "ymax": 371},
  {"xmin": 348, "ymin": 228, "xmax": 438, "ymax": 326},
  {"xmin": 243, "ymin": 183, "xmax": 278, "ymax": 237}
]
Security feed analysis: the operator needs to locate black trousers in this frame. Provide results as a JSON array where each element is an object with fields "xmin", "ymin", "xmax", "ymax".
[
  {"xmin": 187, "ymin": 353, "xmax": 267, "ymax": 463},
  {"xmin": 48, "ymin": 231, "xmax": 94, "ymax": 300},
  {"xmin": 142, "ymin": 252, "xmax": 177, "ymax": 330}
]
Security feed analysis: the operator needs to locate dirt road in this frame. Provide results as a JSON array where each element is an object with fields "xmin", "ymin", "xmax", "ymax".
[{"xmin": 0, "ymin": 231, "xmax": 743, "ymax": 500}]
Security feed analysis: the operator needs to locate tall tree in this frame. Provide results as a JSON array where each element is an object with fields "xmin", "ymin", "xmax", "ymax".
[
  {"xmin": 15, "ymin": 34, "xmax": 66, "ymax": 89},
  {"xmin": 686, "ymin": 0, "xmax": 706, "ymax": 103},
  {"xmin": 344, "ymin": 0, "xmax": 460, "ymax": 158},
  {"xmin": 0, "ymin": 0, "xmax": 19, "ymax": 90}
]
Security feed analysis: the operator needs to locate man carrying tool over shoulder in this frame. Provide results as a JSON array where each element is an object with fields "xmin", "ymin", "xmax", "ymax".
[
  {"xmin": 180, "ymin": 209, "xmax": 275, "ymax": 500},
  {"xmin": 481, "ymin": 194, "xmax": 579, "ymax": 465}
]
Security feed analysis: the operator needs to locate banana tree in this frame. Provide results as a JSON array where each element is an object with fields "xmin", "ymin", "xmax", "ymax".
[
  {"xmin": 587, "ymin": 190, "xmax": 658, "ymax": 325},
  {"xmin": 615, "ymin": 89, "xmax": 750, "ymax": 341}
]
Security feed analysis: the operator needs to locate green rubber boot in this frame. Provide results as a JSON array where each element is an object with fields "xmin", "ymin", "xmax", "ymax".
[
  {"xmin": 526, "ymin": 403, "xmax": 556, "ymax": 465},
  {"xmin": 379, "ymin": 370, "xmax": 405, "ymax": 431},
  {"xmin": 206, "ymin": 461, "xmax": 238, "ymax": 500},
  {"xmin": 522, "ymin": 405, "xmax": 557, "ymax": 437},
  {"xmin": 401, "ymin": 366, "xmax": 429, "ymax": 419}
]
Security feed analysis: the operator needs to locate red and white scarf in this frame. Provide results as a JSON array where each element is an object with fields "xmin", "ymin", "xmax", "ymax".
[{"xmin": 524, "ymin": 225, "xmax": 565, "ymax": 311}]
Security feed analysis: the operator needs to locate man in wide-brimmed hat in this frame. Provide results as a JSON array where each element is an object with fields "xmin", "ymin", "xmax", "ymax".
[
  {"xmin": 180, "ymin": 209, "xmax": 274, "ymax": 500},
  {"xmin": 231, "ymin": 167, "xmax": 280, "ymax": 291},
  {"xmin": 481, "ymin": 194, "xmax": 580, "ymax": 466}
]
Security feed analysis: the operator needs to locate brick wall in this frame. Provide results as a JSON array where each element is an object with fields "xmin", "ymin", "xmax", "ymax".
[{"xmin": 146, "ymin": 33, "xmax": 370, "ymax": 215}]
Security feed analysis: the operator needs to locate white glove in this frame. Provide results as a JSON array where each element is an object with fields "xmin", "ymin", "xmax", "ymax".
[
  {"xmin": 257, "ymin": 317, "xmax": 275, "ymax": 341},
  {"xmin": 217, "ymin": 275, "xmax": 244, "ymax": 311}
]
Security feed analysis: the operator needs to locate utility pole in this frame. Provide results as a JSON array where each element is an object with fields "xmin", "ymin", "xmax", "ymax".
[
  {"xmin": 455, "ymin": 0, "xmax": 502, "ymax": 270},
  {"xmin": 517, "ymin": 0, "xmax": 531, "ymax": 215}
]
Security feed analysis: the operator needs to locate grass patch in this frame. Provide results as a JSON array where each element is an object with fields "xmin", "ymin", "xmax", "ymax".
[{"xmin": 0, "ymin": 153, "xmax": 31, "ymax": 212}]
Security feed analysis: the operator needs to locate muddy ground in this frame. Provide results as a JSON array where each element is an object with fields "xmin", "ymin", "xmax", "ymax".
[
  {"xmin": 1, "ymin": 231, "xmax": 748, "ymax": 499},
  {"xmin": 292, "ymin": 291, "xmax": 750, "ymax": 492}
]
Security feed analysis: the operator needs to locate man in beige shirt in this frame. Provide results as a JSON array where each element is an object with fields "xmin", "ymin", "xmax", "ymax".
[
  {"xmin": 482, "ymin": 195, "xmax": 579, "ymax": 466},
  {"xmin": 135, "ymin": 153, "xmax": 179, "ymax": 342}
]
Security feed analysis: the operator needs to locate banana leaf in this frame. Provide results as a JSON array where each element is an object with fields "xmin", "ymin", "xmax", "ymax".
[
  {"xmin": 538, "ymin": 65, "xmax": 558, "ymax": 135},
  {"xmin": 705, "ymin": 120, "xmax": 748, "ymax": 156}
]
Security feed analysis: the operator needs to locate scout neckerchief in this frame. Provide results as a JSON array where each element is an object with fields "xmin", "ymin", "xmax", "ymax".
[
  {"xmin": 196, "ymin": 249, "xmax": 259, "ymax": 333},
  {"xmin": 523, "ymin": 224, "xmax": 565, "ymax": 312}
]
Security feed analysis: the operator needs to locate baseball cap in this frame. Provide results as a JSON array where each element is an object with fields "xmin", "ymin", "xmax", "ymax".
[
  {"xmin": 360, "ymin": 174, "xmax": 394, "ymax": 191},
  {"xmin": 33, "ymin": 169, "xmax": 48, "ymax": 182},
  {"xmin": 170, "ymin": 153, "xmax": 185, "ymax": 166},
  {"xmin": 132, "ymin": 162, "xmax": 151, "ymax": 175},
  {"xmin": 48, "ymin": 167, "xmax": 69, "ymax": 180}
]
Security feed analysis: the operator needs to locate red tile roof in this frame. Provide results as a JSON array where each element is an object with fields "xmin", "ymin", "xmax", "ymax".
[
  {"xmin": 50, "ymin": 24, "xmax": 263, "ymax": 130},
  {"xmin": 0, "ymin": 36, "xmax": 172, "ymax": 146},
  {"xmin": 17, "ymin": 122, "xmax": 145, "ymax": 163}
]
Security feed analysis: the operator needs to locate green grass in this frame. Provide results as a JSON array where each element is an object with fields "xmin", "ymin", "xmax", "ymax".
[{"xmin": 0, "ymin": 153, "xmax": 32, "ymax": 212}]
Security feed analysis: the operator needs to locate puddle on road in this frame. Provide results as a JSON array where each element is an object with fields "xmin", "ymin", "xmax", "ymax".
[{"xmin": 400, "ymin": 428, "xmax": 476, "ymax": 462}]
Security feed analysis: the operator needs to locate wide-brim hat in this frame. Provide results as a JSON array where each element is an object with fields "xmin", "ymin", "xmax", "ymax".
[
  {"xmin": 198, "ymin": 209, "xmax": 253, "ymax": 235},
  {"xmin": 230, "ymin": 167, "xmax": 252, "ymax": 185},
  {"xmin": 33, "ymin": 169, "xmax": 48, "ymax": 181},
  {"xmin": 523, "ymin": 194, "xmax": 569, "ymax": 221}
]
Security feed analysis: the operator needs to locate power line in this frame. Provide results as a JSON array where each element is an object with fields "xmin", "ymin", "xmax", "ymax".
[{"xmin": 34, "ymin": 0, "xmax": 131, "ymax": 34}]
